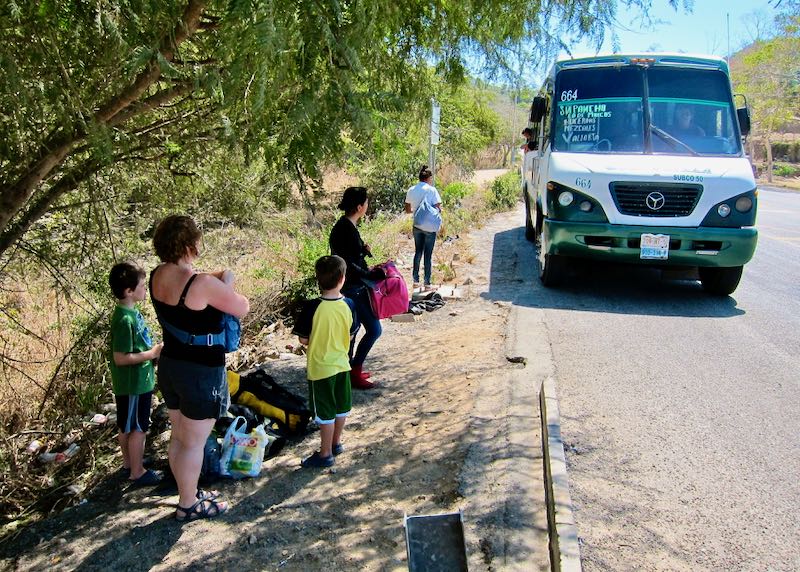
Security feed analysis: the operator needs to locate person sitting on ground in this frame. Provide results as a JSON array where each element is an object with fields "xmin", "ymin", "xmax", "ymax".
[
  {"xmin": 670, "ymin": 104, "xmax": 705, "ymax": 138},
  {"xmin": 292, "ymin": 255, "xmax": 358, "ymax": 468},
  {"xmin": 108, "ymin": 261, "xmax": 164, "ymax": 486}
]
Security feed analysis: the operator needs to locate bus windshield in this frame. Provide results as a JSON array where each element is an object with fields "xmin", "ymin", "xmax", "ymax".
[{"xmin": 553, "ymin": 65, "xmax": 742, "ymax": 156}]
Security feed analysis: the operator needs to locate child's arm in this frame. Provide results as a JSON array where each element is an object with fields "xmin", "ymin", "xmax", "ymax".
[{"xmin": 113, "ymin": 342, "xmax": 163, "ymax": 366}]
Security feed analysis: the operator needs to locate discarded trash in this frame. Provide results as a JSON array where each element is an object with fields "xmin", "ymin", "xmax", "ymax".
[
  {"xmin": 65, "ymin": 484, "xmax": 84, "ymax": 495},
  {"xmin": 100, "ymin": 403, "xmax": 117, "ymax": 413},
  {"xmin": 39, "ymin": 452, "xmax": 58, "ymax": 463},
  {"xmin": 90, "ymin": 413, "xmax": 107, "ymax": 425},
  {"xmin": 506, "ymin": 355, "xmax": 527, "ymax": 365},
  {"xmin": 26, "ymin": 440, "xmax": 43, "ymax": 455}
]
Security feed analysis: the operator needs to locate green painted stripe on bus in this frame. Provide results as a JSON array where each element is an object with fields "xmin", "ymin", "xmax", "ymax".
[
  {"xmin": 557, "ymin": 97, "xmax": 641, "ymax": 105},
  {"xmin": 650, "ymin": 97, "xmax": 728, "ymax": 107}
]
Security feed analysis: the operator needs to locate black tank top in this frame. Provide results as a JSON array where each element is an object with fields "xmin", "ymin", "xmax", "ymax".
[{"xmin": 150, "ymin": 268, "xmax": 225, "ymax": 367}]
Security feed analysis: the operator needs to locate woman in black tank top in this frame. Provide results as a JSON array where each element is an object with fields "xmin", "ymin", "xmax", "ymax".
[{"xmin": 151, "ymin": 215, "xmax": 249, "ymax": 521}]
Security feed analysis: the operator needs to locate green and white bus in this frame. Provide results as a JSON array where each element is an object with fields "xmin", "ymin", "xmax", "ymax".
[{"xmin": 523, "ymin": 53, "xmax": 757, "ymax": 295}]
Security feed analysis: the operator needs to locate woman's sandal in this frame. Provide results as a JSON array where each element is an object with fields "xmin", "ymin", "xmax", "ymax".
[
  {"xmin": 196, "ymin": 489, "xmax": 219, "ymax": 501},
  {"xmin": 175, "ymin": 497, "xmax": 228, "ymax": 522}
]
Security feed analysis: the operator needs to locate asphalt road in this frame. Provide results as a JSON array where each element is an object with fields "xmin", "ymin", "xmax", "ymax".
[{"xmin": 485, "ymin": 186, "xmax": 799, "ymax": 571}]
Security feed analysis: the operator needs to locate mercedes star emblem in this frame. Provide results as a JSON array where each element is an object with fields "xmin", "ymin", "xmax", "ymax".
[{"xmin": 645, "ymin": 191, "xmax": 666, "ymax": 211}]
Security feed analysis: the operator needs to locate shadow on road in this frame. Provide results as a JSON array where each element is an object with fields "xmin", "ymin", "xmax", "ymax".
[{"xmin": 481, "ymin": 226, "xmax": 745, "ymax": 318}]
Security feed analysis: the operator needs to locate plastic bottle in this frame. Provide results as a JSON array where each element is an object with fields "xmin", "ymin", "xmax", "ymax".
[{"xmin": 26, "ymin": 440, "xmax": 43, "ymax": 454}]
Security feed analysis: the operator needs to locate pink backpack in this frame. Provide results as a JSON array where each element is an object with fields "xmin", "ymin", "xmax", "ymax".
[{"xmin": 368, "ymin": 261, "xmax": 409, "ymax": 319}]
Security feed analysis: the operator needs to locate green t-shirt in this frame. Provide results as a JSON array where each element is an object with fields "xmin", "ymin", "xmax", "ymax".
[{"xmin": 109, "ymin": 305, "xmax": 155, "ymax": 396}]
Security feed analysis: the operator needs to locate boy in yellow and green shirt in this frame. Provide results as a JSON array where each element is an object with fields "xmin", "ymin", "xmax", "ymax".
[{"xmin": 292, "ymin": 255, "xmax": 358, "ymax": 468}]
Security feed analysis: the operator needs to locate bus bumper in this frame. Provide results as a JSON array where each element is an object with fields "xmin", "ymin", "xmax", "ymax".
[{"xmin": 542, "ymin": 220, "xmax": 758, "ymax": 267}]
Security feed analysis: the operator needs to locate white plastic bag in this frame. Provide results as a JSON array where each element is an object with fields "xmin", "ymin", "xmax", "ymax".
[{"xmin": 219, "ymin": 416, "xmax": 268, "ymax": 478}]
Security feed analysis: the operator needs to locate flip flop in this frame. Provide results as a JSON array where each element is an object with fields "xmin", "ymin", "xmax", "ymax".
[{"xmin": 130, "ymin": 469, "xmax": 162, "ymax": 486}]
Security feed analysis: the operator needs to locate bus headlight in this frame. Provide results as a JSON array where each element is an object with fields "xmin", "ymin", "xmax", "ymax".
[
  {"xmin": 717, "ymin": 204, "xmax": 731, "ymax": 217},
  {"xmin": 579, "ymin": 200, "xmax": 593, "ymax": 212},
  {"xmin": 558, "ymin": 191, "xmax": 574, "ymax": 206},
  {"xmin": 735, "ymin": 196, "xmax": 753, "ymax": 213}
]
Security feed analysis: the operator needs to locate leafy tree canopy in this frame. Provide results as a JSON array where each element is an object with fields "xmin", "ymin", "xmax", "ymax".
[{"xmin": 0, "ymin": 0, "xmax": 680, "ymax": 259}]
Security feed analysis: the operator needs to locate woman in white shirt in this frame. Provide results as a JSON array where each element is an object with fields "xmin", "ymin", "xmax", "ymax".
[{"xmin": 404, "ymin": 166, "xmax": 442, "ymax": 290}]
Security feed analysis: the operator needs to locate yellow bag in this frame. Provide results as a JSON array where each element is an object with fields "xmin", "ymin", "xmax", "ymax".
[{"xmin": 226, "ymin": 370, "xmax": 311, "ymax": 435}]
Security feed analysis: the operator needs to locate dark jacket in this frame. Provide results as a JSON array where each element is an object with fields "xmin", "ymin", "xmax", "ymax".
[{"xmin": 329, "ymin": 216, "xmax": 374, "ymax": 291}]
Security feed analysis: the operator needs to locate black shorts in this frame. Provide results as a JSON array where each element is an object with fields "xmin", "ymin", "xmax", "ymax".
[
  {"xmin": 157, "ymin": 355, "xmax": 228, "ymax": 421},
  {"xmin": 115, "ymin": 391, "xmax": 153, "ymax": 433}
]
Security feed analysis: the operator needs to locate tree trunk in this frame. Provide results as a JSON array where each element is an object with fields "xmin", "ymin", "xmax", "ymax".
[
  {"xmin": 765, "ymin": 135, "xmax": 773, "ymax": 183},
  {"xmin": 0, "ymin": 0, "xmax": 207, "ymax": 258}
]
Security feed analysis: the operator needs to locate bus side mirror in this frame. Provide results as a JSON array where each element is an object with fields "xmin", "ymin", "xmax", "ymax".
[
  {"xmin": 530, "ymin": 96, "xmax": 546, "ymax": 123},
  {"xmin": 737, "ymin": 107, "xmax": 751, "ymax": 137}
]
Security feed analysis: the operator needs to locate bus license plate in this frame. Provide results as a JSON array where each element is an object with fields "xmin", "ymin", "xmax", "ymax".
[{"xmin": 640, "ymin": 233, "xmax": 669, "ymax": 259}]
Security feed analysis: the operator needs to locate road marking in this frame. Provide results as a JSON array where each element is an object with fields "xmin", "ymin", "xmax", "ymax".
[{"xmin": 759, "ymin": 233, "xmax": 800, "ymax": 246}]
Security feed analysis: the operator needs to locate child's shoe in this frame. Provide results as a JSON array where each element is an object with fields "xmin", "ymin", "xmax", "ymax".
[
  {"xmin": 301, "ymin": 452, "xmax": 335, "ymax": 468},
  {"xmin": 350, "ymin": 365, "xmax": 375, "ymax": 390},
  {"xmin": 332, "ymin": 443, "xmax": 344, "ymax": 456}
]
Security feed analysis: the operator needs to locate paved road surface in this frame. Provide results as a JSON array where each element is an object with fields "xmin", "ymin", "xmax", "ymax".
[{"xmin": 484, "ymin": 186, "xmax": 799, "ymax": 571}]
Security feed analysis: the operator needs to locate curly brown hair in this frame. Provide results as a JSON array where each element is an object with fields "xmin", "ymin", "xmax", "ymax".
[{"xmin": 152, "ymin": 215, "xmax": 201, "ymax": 263}]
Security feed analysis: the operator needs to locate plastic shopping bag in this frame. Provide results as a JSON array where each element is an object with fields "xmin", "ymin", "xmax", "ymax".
[{"xmin": 219, "ymin": 416, "xmax": 268, "ymax": 478}]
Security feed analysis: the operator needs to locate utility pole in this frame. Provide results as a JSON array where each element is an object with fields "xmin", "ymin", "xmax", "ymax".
[
  {"xmin": 429, "ymin": 98, "xmax": 440, "ymax": 182},
  {"xmin": 510, "ymin": 90, "xmax": 517, "ymax": 167}
]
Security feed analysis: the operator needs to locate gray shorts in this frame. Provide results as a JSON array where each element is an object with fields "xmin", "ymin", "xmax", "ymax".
[{"xmin": 157, "ymin": 356, "xmax": 229, "ymax": 420}]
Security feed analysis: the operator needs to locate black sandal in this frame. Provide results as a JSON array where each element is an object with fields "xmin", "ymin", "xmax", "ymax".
[
  {"xmin": 175, "ymin": 497, "xmax": 228, "ymax": 522},
  {"xmin": 196, "ymin": 489, "xmax": 219, "ymax": 501}
]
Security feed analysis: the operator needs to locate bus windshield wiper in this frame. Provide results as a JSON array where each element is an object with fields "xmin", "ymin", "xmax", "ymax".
[{"xmin": 649, "ymin": 124, "xmax": 699, "ymax": 156}]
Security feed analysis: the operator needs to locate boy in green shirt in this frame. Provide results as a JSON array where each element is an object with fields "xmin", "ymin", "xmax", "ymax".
[{"xmin": 108, "ymin": 262, "xmax": 163, "ymax": 485}]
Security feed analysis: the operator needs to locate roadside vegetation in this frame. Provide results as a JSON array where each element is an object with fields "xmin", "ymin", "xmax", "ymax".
[{"xmin": 2, "ymin": 0, "xmax": 798, "ymax": 540}]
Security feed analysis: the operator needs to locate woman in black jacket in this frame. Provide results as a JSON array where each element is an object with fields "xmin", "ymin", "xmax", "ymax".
[{"xmin": 329, "ymin": 186, "xmax": 385, "ymax": 389}]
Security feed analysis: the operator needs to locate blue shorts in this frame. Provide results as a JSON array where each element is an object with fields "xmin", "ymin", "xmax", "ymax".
[
  {"xmin": 157, "ymin": 356, "xmax": 229, "ymax": 420},
  {"xmin": 115, "ymin": 391, "xmax": 153, "ymax": 433},
  {"xmin": 308, "ymin": 371, "xmax": 352, "ymax": 424}
]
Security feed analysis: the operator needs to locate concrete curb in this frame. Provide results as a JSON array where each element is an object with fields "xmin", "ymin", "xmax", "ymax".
[{"xmin": 540, "ymin": 377, "xmax": 582, "ymax": 572}]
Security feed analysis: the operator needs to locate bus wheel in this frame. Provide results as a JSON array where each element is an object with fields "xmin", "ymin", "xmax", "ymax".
[
  {"xmin": 524, "ymin": 193, "xmax": 536, "ymax": 242},
  {"xmin": 538, "ymin": 251, "xmax": 565, "ymax": 287},
  {"xmin": 699, "ymin": 266, "xmax": 743, "ymax": 296}
]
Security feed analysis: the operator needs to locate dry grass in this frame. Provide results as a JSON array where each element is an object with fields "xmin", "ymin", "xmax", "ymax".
[{"xmin": 0, "ymin": 170, "xmax": 503, "ymax": 537}]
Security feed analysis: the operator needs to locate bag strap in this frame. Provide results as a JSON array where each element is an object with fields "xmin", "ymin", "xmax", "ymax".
[
  {"xmin": 160, "ymin": 317, "xmax": 226, "ymax": 347},
  {"xmin": 178, "ymin": 274, "xmax": 199, "ymax": 308}
]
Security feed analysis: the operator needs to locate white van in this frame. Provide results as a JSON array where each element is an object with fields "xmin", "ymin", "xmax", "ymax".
[{"xmin": 523, "ymin": 53, "xmax": 757, "ymax": 295}]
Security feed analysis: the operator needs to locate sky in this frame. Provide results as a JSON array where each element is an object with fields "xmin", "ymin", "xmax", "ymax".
[{"xmin": 569, "ymin": 0, "xmax": 779, "ymax": 58}]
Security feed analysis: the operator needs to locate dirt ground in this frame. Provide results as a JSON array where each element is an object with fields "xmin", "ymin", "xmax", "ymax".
[{"xmin": 0, "ymin": 171, "xmax": 550, "ymax": 572}]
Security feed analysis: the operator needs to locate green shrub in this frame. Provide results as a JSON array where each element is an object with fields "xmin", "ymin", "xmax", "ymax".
[
  {"xmin": 774, "ymin": 163, "xmax": 800, "ymax": 177},
  {"xmin": 285, "ymin": 228, "xmax": 332, "ymax": 302},
  {"xmin": 440, "ymin": 181, "xmax": 476, "ymax": 208},
  {"xmin": 488, "ymin": 171, "xmax": 522, "ymax": 210}
]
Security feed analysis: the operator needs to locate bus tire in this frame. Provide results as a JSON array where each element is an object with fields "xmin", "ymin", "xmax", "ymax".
[
  {"xmin": 539, "ymin": 253, "xmax": 565, "ymax": 287},
  {"xmin": 524, "ymin": 192, "xmax": 536, "ymax": 242},
  {"xmin": 699, "ymin": 266, "xmax": 743, "ymax": 296}
]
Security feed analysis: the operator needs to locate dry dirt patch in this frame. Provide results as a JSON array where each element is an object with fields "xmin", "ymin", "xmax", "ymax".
[{"xmin": 1, "ymin": 199, "xmax": 545, "ymax": 571}]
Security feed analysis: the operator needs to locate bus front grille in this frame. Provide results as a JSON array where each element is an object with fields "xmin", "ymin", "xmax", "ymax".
[{"xmin": 610, "ymin": 182, "xmax": 702, "ymax": 217}]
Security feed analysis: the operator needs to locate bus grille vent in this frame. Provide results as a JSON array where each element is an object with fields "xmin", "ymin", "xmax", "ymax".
[{"xmin": 610, "ymin": 183, "xmax": 702, "ymax": 217}]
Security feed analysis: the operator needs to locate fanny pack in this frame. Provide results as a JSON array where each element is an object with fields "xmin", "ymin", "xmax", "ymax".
[{"xmin": 159, "ymin": 313, "xmax": 240, "ymax": 353}]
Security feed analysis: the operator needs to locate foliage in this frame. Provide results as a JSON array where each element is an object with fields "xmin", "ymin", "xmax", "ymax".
[
  {"xmin": 0, "ymin": 0, "xmax": 684, "ymax": 261},
  {"xmin": 731, "ymin": 2, "xmax": 800, "ymax": 180},
  {"xmin": 774, "ymin": 162, "xmax": 800, "ymax": 177},
  {"xmin": 440, "ymin": 181, "xmax": 477, "ymax": 208},
  {"xmin": 488, "ymin": 171, "xmax": 522, "ymax": 210}
]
